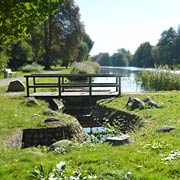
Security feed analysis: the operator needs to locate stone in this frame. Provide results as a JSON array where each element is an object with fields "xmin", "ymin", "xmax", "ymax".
[
  {"xmin": 44, "ymin": 117, "xmax": 65, "ymax": 124},
  {"xmin": 156, "ymin": 126, "xmax": 175, "ymax": 133},
  {"xmin": 105, "ymin": 134, "xmax": 134, "ymax": 145},
  {"xmin": 26, "ymin": 97, "xmax": 40, "ymax": 106},
  {"xmin": 143, "ymin": 96, "xmax": 160, "ymax": 108},
  {"xmin": 50, "ymin": 139, "xmax": 72, "ymax": 150},
  {"xmin": 43, "ymin": 109, "xmax": 58, "ymax": 116},
  {"xmin": 7, "ymin": 80, "xmax": 25, "ymax": 92},
  {"xmin": 148, "ymin": 101, "xmax": 160, "ymax": 108},
  {"xmin": 126, "ymin": 97, "xmax": 145, "ymax": 110},
  {"xmin": 46, "ymin": 99, "xmax": 64, "ymax": 110}
]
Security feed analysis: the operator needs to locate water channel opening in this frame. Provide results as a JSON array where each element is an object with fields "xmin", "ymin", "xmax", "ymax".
[{"xmin": 62, "ymin": 97, "xmax": 142, "ymax": 141}]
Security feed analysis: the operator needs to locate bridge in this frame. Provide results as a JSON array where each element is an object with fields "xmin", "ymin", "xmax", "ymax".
[{"xmin": 24, "ymin": 74, "xmax": 121, "ymax": 98}]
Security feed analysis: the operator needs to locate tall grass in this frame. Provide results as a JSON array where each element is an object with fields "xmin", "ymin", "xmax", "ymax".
[{"xmin": 137, "ymin": 70, "xmax": 180, "ymax": 91}]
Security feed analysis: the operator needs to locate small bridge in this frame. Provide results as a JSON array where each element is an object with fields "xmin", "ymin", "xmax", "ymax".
[{"xmin": 24, "ymin": 74, "xmax": 121, "ymax": 98}]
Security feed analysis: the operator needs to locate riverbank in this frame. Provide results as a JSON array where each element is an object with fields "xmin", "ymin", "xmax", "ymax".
[{"xmin": 0, "ymin": 92, "xmax": 180, "ymax": 179}]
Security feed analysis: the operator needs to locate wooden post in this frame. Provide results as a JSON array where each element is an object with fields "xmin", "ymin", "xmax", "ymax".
[
  {"xmin": 118, "ymin": 76, "xmax": 121, "ymax": 95},
  {"xmin": 62, "ymin": 76, "xmax": 64, "ymax": 92},
  {"xmin": 89, "ymin": 76, "xmax": 92, "ymax": 96},
  {"xmin": 58, "ymin": 76, "xmax": 61, "ymax": 97},
  {"xmin": 116, "ymin": 77, "xmax": 118, "ymax": 92},
  {"xmin": 33, "ymin": 77, "xmax": 36, "ymax": 92},
  {"xmin": 26, "ymin": 76, "xmax": 30, "ymax": 97}
]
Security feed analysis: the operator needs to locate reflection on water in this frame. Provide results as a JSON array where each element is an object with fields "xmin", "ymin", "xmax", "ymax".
[{"xmin": 93, "ymin": 66, "xmax": 152, "ymax": 93}]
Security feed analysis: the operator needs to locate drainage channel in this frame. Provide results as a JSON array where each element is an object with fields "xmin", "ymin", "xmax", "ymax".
[{"xmin": 62, "ymin": 97, "xmax": 143, "ymax": 142}]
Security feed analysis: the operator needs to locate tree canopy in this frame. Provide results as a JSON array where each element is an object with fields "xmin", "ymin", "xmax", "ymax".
[
  {"xmin": 0, "ymin": 0, "xmax": 94, "ymax": 71},
  {"xmin": 0, "ymin": 0, "xmax": 64, "ymax": 42}
]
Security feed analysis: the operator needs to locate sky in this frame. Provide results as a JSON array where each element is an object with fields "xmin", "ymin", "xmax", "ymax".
[{"xmin": 75, "ymin": 0, "xmax": 180, "ymax": 56}]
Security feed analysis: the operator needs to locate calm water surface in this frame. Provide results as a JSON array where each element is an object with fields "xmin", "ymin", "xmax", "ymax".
[{"xmin": 93, "ymin": 66, "xmax": 153, "ymax": 93}]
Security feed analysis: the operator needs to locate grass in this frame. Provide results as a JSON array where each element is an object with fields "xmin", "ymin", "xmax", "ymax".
[
  {"xmin": 1, "ymin": 66, "xmax": 180, "ymax": 179},
  {"xmin": 1, "ymin": 93, "xmax": 180, "ymax": 179},
  {"xmin": 0, "ymin": 96, "xmax": 76, "ymax": 138}
]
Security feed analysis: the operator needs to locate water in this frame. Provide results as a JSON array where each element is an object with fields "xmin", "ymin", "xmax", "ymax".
[{"xmin": 93, "ymin": 66, "xmax": 153, "ymax": 93}]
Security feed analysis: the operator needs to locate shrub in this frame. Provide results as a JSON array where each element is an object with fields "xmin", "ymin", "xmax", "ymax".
[
  {"xmin": 21, "ymin": 63, "xmax": 42, "ymax": 73},
  {"xmin": 69, "ymin": 61, "xmax": 100, "ymax": 81},
  {"xmin": 71, "ymin": 61, "xmax": 100, "ymax": 75}
]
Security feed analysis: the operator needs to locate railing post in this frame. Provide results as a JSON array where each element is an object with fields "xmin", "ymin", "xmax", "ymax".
[
  {"xmin": 62, "ymin": 76, "xmax": 64, "ymax": 92},
  {"xmin": 26, "ymin": 76, "xmax": 30, "ymax": 97},
  {"xmin": 33, "ymin": 77, "xmax": 36, "ymax": 92},
  {"xmin": 58, "ymin": 76, "xmax": 61, "ymax": 97},
  {"xmin": 116, "ymin": 76, "xmax": 118, "ymax": 92},
  {"xmin": 89, "ymin": 76, "xmax": 92, "ymax": 96},
  {"xmin": 118, "ymin": 76, "xmax": 121, "ymax": 95}
]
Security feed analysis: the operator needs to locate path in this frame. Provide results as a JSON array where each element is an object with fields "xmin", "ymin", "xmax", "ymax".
[
  {"xmin": 0, "ymin": 69, "xmax": 65, "ymax": 88},
  {"xmin": 0, "ymin": 76, "xmax": 25, "ymax": 88}
]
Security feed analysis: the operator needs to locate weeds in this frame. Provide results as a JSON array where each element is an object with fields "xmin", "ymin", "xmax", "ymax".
[{"xmin": 29, "ymin": 161, "xmax": 97, "ymax": 180}]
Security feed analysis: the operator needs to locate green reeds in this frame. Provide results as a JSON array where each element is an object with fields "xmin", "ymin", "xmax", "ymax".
[{"xmin": 137, "ymin": 70, "xmax": 180, "ymax": 91}]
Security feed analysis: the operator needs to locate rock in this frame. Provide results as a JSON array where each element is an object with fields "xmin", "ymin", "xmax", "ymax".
[
  {"xmin": 142, "ymin": 96, "xmax": 151, "ymax": 102},
  {"xmin": 105, "ymin": 134, "xmax": 134, "ymax": 145},
  {"xmin": 7, "ymin": 80, "xmax": 25, "ymax": 92},
  {"xmin": 26, "ymin": 97, "xmax": 40, "ymax": 106},
  {"xmin": 126, "ymin": 97, "xmax": 145, "ymax": 110},
  {"xmin": 143, "ymin": 96, "xmax": 160, "ymax": 108},
  {"xmin": 156, "ymin": 126, "xmax": 175, "ymax": 133},
  {"xmin": 148, "ymin": 101, "xmax": 160, "ymax": 108},
  {"xmin": 50, "ymin": 139, "xmax": 72, "ymax": 150},
  {"xmin": 43, "ymin": 109, "xmax": 58, "ymax": 116},
  {"xmin": 46, "ymin": 99, "xmax": 64, "ymax": 110},
  {"xmin": 44, "ymin": 117, "xmax": 65, "ymax": 124}
]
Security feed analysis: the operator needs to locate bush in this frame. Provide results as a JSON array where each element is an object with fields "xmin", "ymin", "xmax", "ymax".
[
  {"xmin": 71, "ymin": 61, "xmax": 100, "ymax": 75},
  {"xmin": 21, "ymin": 63, "xmax": 42, "ymax": 73},
  {"xmin": 69, "ymin": 61, "xmax": 100, "ymax": 81}
]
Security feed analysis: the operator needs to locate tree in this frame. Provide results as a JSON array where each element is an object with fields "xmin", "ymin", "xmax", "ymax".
[
  {"xmin": 0, "ymin": 46, "xmax": 9, "ymax": 72},
  {"xmin": 7, "ymin": 40, "xmax": 33, "ymax": 70},
  {"xmin": 110, "ymin": 49, "xmax": 131, "ymax": 67},
  {"xmin": 40, "ymin": 0, "xmax": 84, "ymax": 69},
  {"xmin": 82, "ymin": 33, "xmax": 94, "ymax": 54},
  {"xmin": 92, "ymin": 53, "xmax": 110, "ymax": 66},
  {"xmin": 76, "ymin": 41, "xmax": 89, "ymax": 62},
  {"xmin": 157, "ymin": 27, "xmax": 177, "ymax": 65},
  {"xmin": 131, "ymin": 42, "xmax": 154, "ymax": 67},
  {"xmin": 0, "ymin": 0, "xmax": 64, "ymax": 42}
]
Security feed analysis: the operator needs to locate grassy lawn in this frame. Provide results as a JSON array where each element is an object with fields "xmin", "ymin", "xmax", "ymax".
[{"xmin": 0, "ymin": 92, "xmax": 180, "ymax": 179}]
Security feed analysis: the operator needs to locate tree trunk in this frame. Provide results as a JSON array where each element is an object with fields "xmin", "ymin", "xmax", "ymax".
[{"xmin": 44, "ymin": 15, "xmax": 53, "ymax": 70}]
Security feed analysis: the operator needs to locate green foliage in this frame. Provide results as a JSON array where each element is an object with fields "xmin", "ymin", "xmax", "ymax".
[
  {"xmin": 76, "ymin": 41, "xmax": 89, "ymax": 62},
  {"xmin": 2, "ymin": 85, "xmax": 180, "ymax": 179},
  {"xmin": 0, "ymin": 0, "xmax": 88, "ymax": 70},
  {"xmin": 0, "ymin": 0, "xmax": 64, "ymax": 42},
  {"xmin": 71, "ymin": 61, "xmax": 100, "ymax": 75},
  {"xmin": 7, "ymin": 40, "xmax": 34, "ymax": 70},
  {"xmin": 92, "ymin": 48, "xmax": 131, "ymax": 67},
  {"xmin": 137, "ymin": 70, "xmax": 180, "ymax": 91},
  {"xmin": 0, "ymin": 96, "xmax": 76, "ymax": 137},
  {"xmin": 0, "ymin": 50, "xmax": 9, "ymax": 72},
  {"xmin": 29, "ymin": 161, "xmax": 97, "ymax": 180},
  {"xmin": 131, "ymin": 42, "xmax": 155, "ymax": 67},
  {"xmin": 21, "ymin": 64, "xmax": 43, "ymax": 73}
]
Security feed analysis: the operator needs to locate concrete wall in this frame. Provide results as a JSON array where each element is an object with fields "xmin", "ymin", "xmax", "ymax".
[{"xmin": 20, "ymin": 122, "xmax": 86, "ymax": 148}]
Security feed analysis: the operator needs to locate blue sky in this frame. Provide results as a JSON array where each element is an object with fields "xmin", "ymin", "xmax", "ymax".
[{"xmin": 75, "ymin": 0, "xmax": 180, "ymax": 55}]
